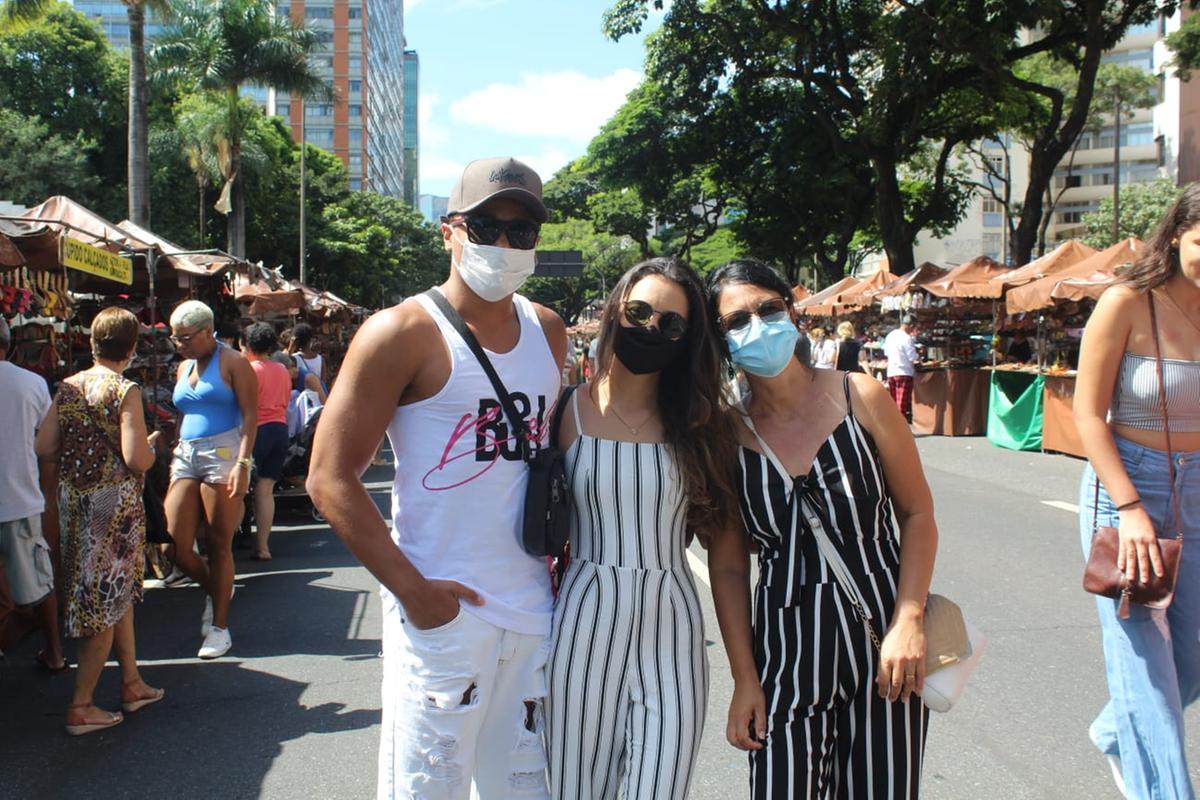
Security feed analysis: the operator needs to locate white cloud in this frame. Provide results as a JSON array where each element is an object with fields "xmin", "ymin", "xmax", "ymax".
[
  {"xmin": 449, "ymin": 69, "xmax": 642, "ymax": 142},
  {"xmin": 420, "ymin": 154, "xmax": 466, "ymax": 187},
  {"xmin": 419, "ymin": 93, "xmax": 449, "ymax": 148},
  {"xmin": 515, "ymin": 147, "xmax": 573, "ymax": 183}
]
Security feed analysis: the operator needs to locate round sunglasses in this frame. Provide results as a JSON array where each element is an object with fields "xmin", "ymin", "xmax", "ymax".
[
  {"xmin": 451, "ymin": 214, "xmax": 540, "ymax": 251},
  {"xmin": 716, "ymin": 297, "xmax": 792, "ymax": 334},
  {"xmin": 623, "ymin": 299, "xmax": 688, "ymax": 341}
]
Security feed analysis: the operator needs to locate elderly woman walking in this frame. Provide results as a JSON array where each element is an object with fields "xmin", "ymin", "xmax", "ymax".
[{"xmin": 36, "ymin": 307, "xmax": 164, "ymax": 735}]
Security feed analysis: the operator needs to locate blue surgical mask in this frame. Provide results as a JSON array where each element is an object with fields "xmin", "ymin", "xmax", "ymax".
[{"xmin": 726, "ymin": 315, "xmax": 800, "ymax": 377}]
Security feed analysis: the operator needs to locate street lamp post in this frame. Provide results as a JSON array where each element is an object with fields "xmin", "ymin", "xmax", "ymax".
[{"xmin": 299, "ymin": 97, "xmax": 307, "ymax": 285}]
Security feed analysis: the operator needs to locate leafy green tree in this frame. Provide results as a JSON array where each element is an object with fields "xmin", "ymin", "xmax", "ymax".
[
  {"xmin": 521, "ymin": 219, "xmax": 643, "ymax": 323},
  {"xmin": 0, "ymin": 109, "xmax": 100, "ymax": 205},
  {"xmin": 310, "ymin": 192, "xmax": 446, "ymax": 306},
  {"xmin": 1082, "ymin": 178, "xmax": 1180, "ymax": 249},
  {"xmin": 0, "ymin": 3, "xmax": 126, "ymax": 216},
  {"xmin": 125, "ymin": 0, "xmax": 174, "ymax": 226},
  {"xmin": 603, "ymin": 0, "xmax": 1174, "ymax": 274},
  {"xmin": 150, "ymin": 0, "xmax": 330, "ymax": 257},
  {"xmin": 1167, "ymin": 9, "xmax": 1200, "ymax": 80}
]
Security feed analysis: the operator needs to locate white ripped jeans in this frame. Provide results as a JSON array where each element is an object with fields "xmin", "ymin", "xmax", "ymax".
[{"xmin": 378, "ymin": 595, "xmax": 551, "ymax": 800}]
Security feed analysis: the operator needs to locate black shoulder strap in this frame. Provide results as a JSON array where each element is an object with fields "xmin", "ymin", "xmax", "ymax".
[
  {"xmin": 549, "ymin": 384, "xmax": 580, "ymax": 446},
  {"xmin": 423, "ymin": 288, "xmax": 531, "ymax": 454}
]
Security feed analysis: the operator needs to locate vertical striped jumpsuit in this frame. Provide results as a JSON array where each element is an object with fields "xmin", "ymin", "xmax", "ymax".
[
  {"xmin": 737, "ymin": 376, "xmax": 928, "ymax": 799},
  {"xmin": 546, "ymin": 392, "xmax": 708, "ymax": 799}
]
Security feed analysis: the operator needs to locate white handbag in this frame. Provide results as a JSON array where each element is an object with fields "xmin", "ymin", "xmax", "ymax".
[{"xmin": 741, "ymin": 413, "xmax": 985, "ymax": 712}]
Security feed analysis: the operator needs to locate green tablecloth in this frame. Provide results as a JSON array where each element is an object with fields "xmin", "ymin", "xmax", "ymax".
[{"xmin": 987, "ymin": 371, "xmax": 1045, "ymax": 451}]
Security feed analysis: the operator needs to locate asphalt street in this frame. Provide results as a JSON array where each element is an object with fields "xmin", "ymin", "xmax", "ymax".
[{"xmin": 3, "ymin": 439, "xmax": 1198, "ymax": 799}]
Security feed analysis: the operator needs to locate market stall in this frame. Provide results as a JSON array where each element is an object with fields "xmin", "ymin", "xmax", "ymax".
[
  {"xmin": 795, "ymin": 276, "xmax": 861, "ymax": 317},
  {"xmin": 1005, "ymin": 237, "xmax": 1144, "ymax": 457},
  {"xmin": 905, "ymin": 256, "xmax": 1011, "ymax": 436}
]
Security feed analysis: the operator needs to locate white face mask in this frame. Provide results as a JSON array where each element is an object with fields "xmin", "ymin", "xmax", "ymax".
[{"xmin": 453, "ymin": 229, "xmax": 537, "ymax": 302}]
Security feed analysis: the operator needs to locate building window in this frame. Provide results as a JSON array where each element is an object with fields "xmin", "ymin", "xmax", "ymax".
[
  {"xmin": 275, "ymin": 101, "xmax": 290, "ymax": 117},
  {"xmin": 348, "ymin": 104, "xmax": 362, "ymax": 117},
  {"xmin": 349, "ymin": 178, "xmax": 362, "ymax": 191},
  {"xmin": 348, "ymin": 5, "xmax": 361, "ymax": 19},
  {"xmin": 307, "ymin": 128, "xmax": 334, "ymax": 147},
  {"xmin": 349, "ymin": 79, "xmax": 362, "ymax": 93},
  {"xmin": 349, "ymin": 56, "xmax": 362, "ymax": 74},
  {"xmin": 315, "ymin": 30, "xmax": 333, "ymax": 44},
  {"xmin": 306, "ymin": 103, "xmax": 334, "ymax": 117},
  {"xmin": 305, "ymin": 6, "xmax": 332, "ymax": 18},
  {"xmin": 349, "ymin": 128, "xmax": 362, "ymax": 147}
]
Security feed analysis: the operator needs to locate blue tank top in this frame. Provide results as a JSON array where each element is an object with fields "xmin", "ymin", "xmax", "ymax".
[{"xmin": 174, "ymin": 343, "xmax": 242, "ymax": 440}]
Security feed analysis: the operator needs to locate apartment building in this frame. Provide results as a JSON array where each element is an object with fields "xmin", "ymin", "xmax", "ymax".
[
  {"xmin": 72, "ymin": 0, "xmax": 408, "ymax": 197},
  {"xmin": 908, "ymin": 11, "xmax": 1192, "ymax": 268},
  {"xmin": 403, "ymin": 49, "xmax": 419, "ymax": 205}
]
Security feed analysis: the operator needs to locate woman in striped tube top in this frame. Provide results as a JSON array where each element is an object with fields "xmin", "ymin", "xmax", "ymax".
[
  {"xmin": 1075, "ymin": 182, "xmax": 1200, "ymax": 800},
  {"xmin": 545, "ymin": 257, "xmax": 740, "ymax": 799}
]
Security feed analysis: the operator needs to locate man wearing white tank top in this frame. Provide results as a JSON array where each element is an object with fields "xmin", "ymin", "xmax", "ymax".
[{"xmin": 309, "ymin": 157, "xmax": 567, "ymax": 800}]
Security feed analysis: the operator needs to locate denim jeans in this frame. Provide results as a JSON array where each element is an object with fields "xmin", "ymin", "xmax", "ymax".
[
  {"xmin": 1079, "ymin": 435, "xmax": 1200, "ymax": 800},
  {"xmin": 377, "ymin": 593, "xmax": 551, "ymax": 800}
]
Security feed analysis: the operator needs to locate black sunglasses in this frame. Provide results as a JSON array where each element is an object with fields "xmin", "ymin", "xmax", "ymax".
[
  {"xmin": 451, "ymin": 214, "xmax": 540, "ymax": 250},
  {"xmin": 717, "ymin": 297, "xmax": 791, "ymax": 334},
  {"xmin": 623, "ymin": 299, "xmax": 688, "ymax": 341}
]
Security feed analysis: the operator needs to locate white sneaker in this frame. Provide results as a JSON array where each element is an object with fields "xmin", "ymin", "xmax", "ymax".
[
  {"xmin": 200, "ymin": 585, "xmax": 235, "ymax": 638},
  {"xmin": 198, "ymin": 627, "xmax": 232, "ymax": 659},
  {"xmin": 163, "ymin": 566, "xmax": 193, "ymax": 588}
]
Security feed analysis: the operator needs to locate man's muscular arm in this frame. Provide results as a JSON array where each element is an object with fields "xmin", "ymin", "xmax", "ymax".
[{"xmin": 307, "ymin": 302, "xmax": 482, "ymax": 629}]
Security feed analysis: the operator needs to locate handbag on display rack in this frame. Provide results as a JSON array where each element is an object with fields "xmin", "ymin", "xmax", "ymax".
[
  {"xmin": 741, "ymin": 411, "xmax": 986, "ymax": 713},
  {"xmin": 1083, "ymin": 293, "xmax": 1183, "ymax": 619}
]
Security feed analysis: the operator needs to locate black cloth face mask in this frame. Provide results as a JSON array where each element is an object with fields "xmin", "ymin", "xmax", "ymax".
[{"xmin": 612, "ymin": 324, "xmax": 685, "ymax": 375}]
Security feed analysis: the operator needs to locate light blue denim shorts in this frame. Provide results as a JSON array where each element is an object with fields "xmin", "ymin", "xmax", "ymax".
[{"xmin": 170, "ymin": 428, "xmax": 242, "ymax": 485}]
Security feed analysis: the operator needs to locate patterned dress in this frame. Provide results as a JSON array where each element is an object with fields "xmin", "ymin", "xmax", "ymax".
[{"xmin": 55, "ymin": 370, "xmax": 146, "ymax": 637}]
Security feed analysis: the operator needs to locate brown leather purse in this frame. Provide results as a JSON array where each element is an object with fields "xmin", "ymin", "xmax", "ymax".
[{"xmin": 1083, "ymin": 293, "xmax": 1183, "ymax": 619}]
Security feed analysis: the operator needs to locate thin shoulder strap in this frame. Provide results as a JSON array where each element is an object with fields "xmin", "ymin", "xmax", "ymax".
[
  {"xmin": 740, "ymin": 405, "xmax": 881, "ymax": 643},
  {"xmin": 842, "ymin": 372, "xmax": 854, "ymax": 415},
  {"xmin": 423, "ymin": 288, "xmax": 530, "ymax": 455}
]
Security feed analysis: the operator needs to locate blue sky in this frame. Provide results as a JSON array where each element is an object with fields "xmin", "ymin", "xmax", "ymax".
[{"xmin": 405, "ymin": 0, "xmax": 663, "ymax": 197}]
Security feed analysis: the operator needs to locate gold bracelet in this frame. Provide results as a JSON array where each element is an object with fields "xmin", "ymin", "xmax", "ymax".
[{"xmin": 236, "ymin": 457, "xmax": 253, "ymax": 470}]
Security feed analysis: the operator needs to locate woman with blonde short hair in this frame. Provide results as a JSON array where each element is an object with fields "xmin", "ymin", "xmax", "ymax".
[{"xmin": 834, "ymin": 321, "xmax": 866, "ymax": 373}]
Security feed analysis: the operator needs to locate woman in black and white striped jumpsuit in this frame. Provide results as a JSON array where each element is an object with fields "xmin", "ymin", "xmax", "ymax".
[
  {"xmin": 546, "ymin": 257, "xmax": 741, "ymax": 799},
  {"xmin": 706, "ymin": 260, "xmax": 939, "ymax": 800}
]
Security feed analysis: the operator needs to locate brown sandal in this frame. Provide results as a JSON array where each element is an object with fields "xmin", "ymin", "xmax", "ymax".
[
  {"xmin": 65, "ymin": 703, "xmax": 123, "ymax": 736},
  {"xmin": 120, "ymin": 681, "xmax": 166, "ymax": 713}
]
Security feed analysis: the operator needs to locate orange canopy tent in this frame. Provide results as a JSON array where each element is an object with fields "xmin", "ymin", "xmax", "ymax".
[
  {"xmin": 834, "ymin": 269, "xmax": 899, "ymax": 306},
  {"xmin": 869, "ymin": 262, "xmax": 947, "ymax": 298},
  {"xmin": 991, "ymin": 240, "xmax": 1097, "ymax": 289},
  {"xmin": 791, "ymin": 284, "xmax": 812, "ymax": 303},
  {"xmin": 1006, "ymin": 238, "xmax": 1144, "ymax": 315},
  {"xmin": 923, "ymin": 256, "xmax": 1012, "ymax": 299},
  {"xmin": 796, "ymin": 276, "xmax": 861, "ymax": 316}
]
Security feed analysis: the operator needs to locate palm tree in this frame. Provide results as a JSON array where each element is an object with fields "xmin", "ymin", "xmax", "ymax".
[
  {"xmin": 126, "ymin": 0, "xmax": 174, "ymax": 227},
  {"xmin": 4, "ymin": 0, "xmax": 169, "ymax": 227},
  {"xmin": 151, "ymin": 0, "xmax": 330, "ymax": 257}
]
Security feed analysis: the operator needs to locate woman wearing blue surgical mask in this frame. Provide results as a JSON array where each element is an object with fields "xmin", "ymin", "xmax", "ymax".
[
  {"xmin": 705, "ymin": 260, "xmax": 940, "ymax": 799},
  {"xmin": 546, "ymin": 257, "xmax": 740, "ymax": 799}
]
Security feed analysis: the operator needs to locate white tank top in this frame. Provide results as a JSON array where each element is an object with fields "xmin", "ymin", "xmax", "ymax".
[{"xmin": 385, "ymin": 293, "xmax": 561, "ymax": 635}]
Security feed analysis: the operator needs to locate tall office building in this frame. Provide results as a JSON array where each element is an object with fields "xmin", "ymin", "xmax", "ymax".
[
  {"xmin": 72, "ymin": 0, "xmax": 407, "ymax": 196},
  {"xmin": 280, "ymin": 1, "xmax": 406, "ymax": 196},
  {"xmin": 403, "ymin": 49, "xmax": 420, "ymax": 204}
]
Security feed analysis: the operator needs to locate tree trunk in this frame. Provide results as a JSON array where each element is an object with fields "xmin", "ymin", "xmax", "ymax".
[
  {"xmin": 872, "ymin": 156, "xmax": 916, "ymax": 275},
  {"xmin": 228, "ymin": 139, "xmax": 245, "ymax": 257},
  {"xmin": 197, "ymin": 178, "xmax": 206, "ymax": 244},
  {"xmin": 127, "ymin": 2, "xmax": 150, "ymax": 226}
]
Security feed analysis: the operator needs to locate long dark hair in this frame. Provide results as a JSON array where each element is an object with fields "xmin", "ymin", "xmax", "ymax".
[
  {"xmin": 706, "ymin": 259, "xmax": 809, "ymax": 366},
  {"xmin": 1125, "ymin": 182, "xmax": 1200, "ymax": 290},
  {"xmin": 594, "ymin": 257, "xmax": 739, "ymax": 542}
]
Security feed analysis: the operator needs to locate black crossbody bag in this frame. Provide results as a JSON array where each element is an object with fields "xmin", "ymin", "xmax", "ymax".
[{"xmin": 423, "ymin": 289, "xmax": 575, "ymax": 558}]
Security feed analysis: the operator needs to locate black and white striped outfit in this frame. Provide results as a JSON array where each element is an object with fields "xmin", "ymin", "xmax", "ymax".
[
  {"xmin": 737, "ymin": 375, "xmax": 928, "ymax": 799},
  {"xmin": 546, "ymin": 391, "xmax": 708, "ymax": 799}
]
